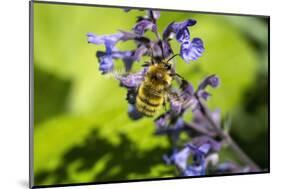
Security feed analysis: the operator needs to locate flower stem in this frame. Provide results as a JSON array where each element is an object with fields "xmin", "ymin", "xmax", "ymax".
[{"xmin": 198, "ymin": 99, "xmax": 261, "ymax": 171}]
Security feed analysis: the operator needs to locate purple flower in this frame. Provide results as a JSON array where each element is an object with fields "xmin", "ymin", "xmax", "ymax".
[
  {"xmin": 155, "ymin": 113, "xmax": 170, "ymax": 128},
  {"xmin": 198, "ymin": 74, "xmax": 220, "ymax": 90},
  {"xmin": 180, "ymin": 38, "xmax": 204, "ymax": 63},
  {"xmin": 87, "ymin": 32, "xmax": 123, "ymax": 52},
  {"xmin": 151, "ymin": 40, "xmax": 173, "ymax": 59},
  {"xmin": 98, "ymin": 55, "xmax": 114, "ymax": 74},
  {"xmin": 119, "ymin": 30, "xmax": 139, "ymax": 41},
  {"xmin": 133, "ymin": 20, "xmax": 157, "ymax": 35},
  {"xmin": 170, "ymin": 99, "xmax": 183, "ymax": 115},
  {"xmin": 133, "ymin": 45, "xmax": 149, "ymax": 61},
  {"xmin": 96, "ymin": 50, "xmax": 135, "ymax": 74},
  {"xmin": 154, "ymin": 113, "xmax": 185, "ymax": 134},
  {"xmin": 89, "ymin": 32, "xmax": 134, "ymax": 73},
  {"xmin": 173, "ymin": 146, "xmax": 191, "ymax": 170},
  {"xmin": 164, "ymin": 138, "xmax": 219, "ymax": 176},
  {"xmin": 168, "ymin": 75, "xmax": 220, "ymax": 115},
  {"xmin": 162, "ymin": 19, "xmax": 204, "ymax": 63},
  {"xmin": 195, "ymin": 75, "xmax": 220, "ymax": 101},
  {"xmin": 169, "ymin": 89, "xmax": 198, "ymax": 115},
  {"xmin": 162, "ymin": 19, "xmax": 196, "ymax": 41}
]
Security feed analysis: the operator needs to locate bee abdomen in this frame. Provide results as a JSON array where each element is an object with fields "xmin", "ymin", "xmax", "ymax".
[{"xmin": 136, "ymin": 84, "xmax": 164, "ymax": 116}]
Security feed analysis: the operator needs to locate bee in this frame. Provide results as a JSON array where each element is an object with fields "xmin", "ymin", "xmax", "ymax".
[{"xmin": 136, "ymin": 55, "xmax": 180, "ymax": 117}]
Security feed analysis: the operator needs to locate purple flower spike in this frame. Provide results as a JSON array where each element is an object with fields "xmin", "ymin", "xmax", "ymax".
[
  {"xmin": 133, "ymin": 20, "xmax": 157, "ymax": 35},
  {"xmin": 180, "ymin": 38, "xmax": 204, "ymax": 63}
]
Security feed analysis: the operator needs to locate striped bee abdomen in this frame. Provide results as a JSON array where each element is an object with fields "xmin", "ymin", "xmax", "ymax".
[{"xmin": 136, "ymin": 83, "xmax": 164, "ymax": 117}]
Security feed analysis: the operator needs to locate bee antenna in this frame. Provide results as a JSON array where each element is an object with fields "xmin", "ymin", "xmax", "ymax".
[{"xmin": 167, "ymin": 54, "xmax": 180, "ymax": 63}]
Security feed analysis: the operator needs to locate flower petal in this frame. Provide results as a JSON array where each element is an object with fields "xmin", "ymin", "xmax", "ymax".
[
  {"xmin": 133, "ymin": 20, "xmax": 157, "ymax": 35},
  {"xmin": 162, "ymin": 22, "xmax": 175, "ymax": 40},
  {"xmin": 119, "ymin": 30, "xmax": 139, "ymax": 41},
  {"xmin": 87, "ymin": 32, "xmax": 123, "ymax": 45},
  {"xmin": 133, "ymin": 45, "xmax": 148, "ymax": 61},
  {"xmin": 173, "ymin": 147, "xmax": 191, "ymax": 170},
  {"xmin": 98, "ymin": 55, "xmax": 114, "ymax": 74},
  {"xmin": 87, "ymin": 33, "xmax": 105, "ymax": 44},
  {"xmin": 176, "ymin": 28, "xmax": 190, "ymax": 43},
  {"xmin": 149, "ymin": 40, "xmax": 173, "ymax": 59},
  {"xmin": 162, "ymin": 19, "xmax": 196, "ymax": 41},
  {"xmin": 198, "ymin": 143, "xmax": 211, "ymax": 154},
  {"xmin": 180, "ymin": 38, "xmax": 204, "ymax": 63},
  {"xmin": 170, "ymin": 99, "xmax": 183, "ymax": 114}
]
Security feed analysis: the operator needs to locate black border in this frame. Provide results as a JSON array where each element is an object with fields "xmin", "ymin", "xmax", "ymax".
[{"xmin": 29, "ymin": 1, "xmax": 270, "ymax": 188}]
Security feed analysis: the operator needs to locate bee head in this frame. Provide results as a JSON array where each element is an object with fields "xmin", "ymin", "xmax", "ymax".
[
  {"xmin": 149, "ymin": 71, "xmax": 164, "ymax": 82},
  {"xmin": 163, "ymin": 63, "xmax": 172, "ymax": 70},
  {"xmin": 148, "ymin": 64, "xmax": 172, "ymax": 85}
]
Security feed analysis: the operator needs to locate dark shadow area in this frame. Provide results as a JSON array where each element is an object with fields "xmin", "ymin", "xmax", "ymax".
[
  {"xmin": 34, "ymin": 66, "xmax": 71, "ymax": 125},
  {"xmin": 35, "ymin": 128, "xmax": 173, "ymax": 185},
  {"xmin": 231, "ymin": 72, "xmax": 269, "ymax": 169},
  {"xmin": 230, "ymin": 19, "xmax": 269, "ymax": 170}
]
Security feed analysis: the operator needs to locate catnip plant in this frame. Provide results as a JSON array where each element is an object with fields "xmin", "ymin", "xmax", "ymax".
[{"xmin": 87, "ymin": 9, "xmax": 260, "ymax": 177}]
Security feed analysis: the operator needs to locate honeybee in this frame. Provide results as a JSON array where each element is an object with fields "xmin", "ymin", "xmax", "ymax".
[{"xmin": 135, "ymin": 55, "xmax": 181, "ymax": 117}]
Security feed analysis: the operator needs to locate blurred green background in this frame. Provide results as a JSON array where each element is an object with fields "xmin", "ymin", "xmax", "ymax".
[{"xmin": 33, "ymin": 2, "xmax": 269, "ymax": 186}]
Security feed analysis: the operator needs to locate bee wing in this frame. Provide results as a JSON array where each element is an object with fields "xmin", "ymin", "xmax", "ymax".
[{"xmin": 115, "ymin": 68, "xmax": 147, "ymax": 88}]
